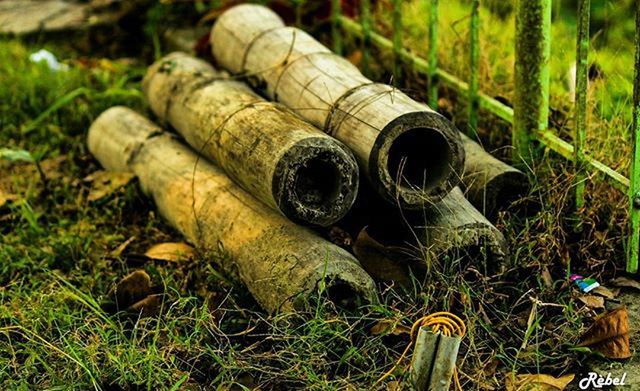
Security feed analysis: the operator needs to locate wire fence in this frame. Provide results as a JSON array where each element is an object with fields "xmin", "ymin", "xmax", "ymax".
[{"xmin": 327, "ymin": 0, "xmax": 640, "ymax": 273}]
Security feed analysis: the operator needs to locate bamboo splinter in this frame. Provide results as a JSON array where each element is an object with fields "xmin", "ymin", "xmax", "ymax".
[
  {"xmin": 143, "ymin": 52, "xmax": 359, "ymax": 226},
  {"xmin": 88, "ymin": 107, "xmax": 377, "ymax": 312},
  {"xmin": 210, "ymin": 4, "xmax": 465, "ymax": 209}
]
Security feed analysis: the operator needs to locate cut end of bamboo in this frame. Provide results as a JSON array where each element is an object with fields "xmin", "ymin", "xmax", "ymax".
[
  {"xmin": 476, "ymin": 169, "xmax": 529, "ymax": 219},
  {"xmin": 371, "ymin": 111, "xmax": 465, "ymax": 208},
  {"xmin": 273, "ymin": 137, "xmax": 359, "ymax": 226},
  {"xmin": 419, "ymin": 187, "xmax": 509, "ymax": 272}
]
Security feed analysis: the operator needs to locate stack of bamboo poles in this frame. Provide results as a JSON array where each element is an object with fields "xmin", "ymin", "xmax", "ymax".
[{"xmin": 88, "ymin": 4, "xmax": 529, "ymax": 313}]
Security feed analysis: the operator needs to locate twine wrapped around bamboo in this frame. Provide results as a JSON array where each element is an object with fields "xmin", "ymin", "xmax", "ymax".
[
  {"xmin": 142, "ymin": 52, "xmax": 359, "ymax": 227},
  {"xmin": 211, "ymin": 4, "xmax": 465, "ymax": 209},
  {"xmin": 88, "ymin": 107, "xmax": 377, "ymax": 312},
  {"xmin": 211, "ymin": 4, "xmax": 529, "ymax": 216}
]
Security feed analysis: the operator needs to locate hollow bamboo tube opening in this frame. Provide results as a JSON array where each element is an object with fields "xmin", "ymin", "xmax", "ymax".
[
  {"xmin": 143, "ymin": 52, "xmax": 359, "ymax": 226},
  {"xmin": 210, "ymin": 6, "xmax": 465, "ymax": 208},
  {"xmin": 273, "ymin": 137, "xmax": 358, "ymax": 226}
]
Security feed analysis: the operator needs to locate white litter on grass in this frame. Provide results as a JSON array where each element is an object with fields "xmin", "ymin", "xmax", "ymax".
[{"xmin": 29, "ymin": 49, "xmax": 69, "ymax": 71}]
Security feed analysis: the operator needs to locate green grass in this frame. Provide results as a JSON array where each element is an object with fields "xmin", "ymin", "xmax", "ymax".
[
  {"xmin": 367, "ymin": 0, "xmax": 635, "ymax": 172},
  {"xmin": 0, "ymin": 0, "xmax": 633, "ymax": 388}
]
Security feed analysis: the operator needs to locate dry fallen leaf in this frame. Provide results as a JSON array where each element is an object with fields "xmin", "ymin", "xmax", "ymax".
[
  {"xmin": 346, "ymin": 50, "xmax": 362, "ymax": 66},
  {"xmin": 577, "ymin": 295, "xmax": 605, "ymax": 309},
  {"xmin": 127, "ymin": 294, "xmax": 162, "ymax": 317},
  {"xmin": 611, "ymin": 277, "xmax": 640, "ymax": 291},
  {"xmin": 144, "ymin": 242, "xmax": 196, "ymax": 262},
  {"xmin": 103, "ymin": 270, "xmax": 164, "ymax": 318},
  {"xmin": 353, "ymin": 228, "xmax": 411, "ymax": 286},
  {"xmin": 111, "ymin": 236, "xmax": 136, "ymax": 257},
  {"xmin": 39, "ymin": 155, "xmax": 67, "ymax": 180},
  {"xmin": 113, "ymin": 270, "xmax": 152, "ymax": 309},
  {"xmin": 0, "ymin": 188, "xmax": 17, "ymax": 208},
  {"xmin": 579, "ymin": 307, "xmax": 631, "ymax": 359},
  {"xmin": 370, "ymin": 319, "xmax": 411, "ymax": 336},
  {"xmin": 386, "ymin": 380, "xmax": 401, "ymax": 391},
  {"xmin": 505, "ymin": 373, "xmax": 575, "ymax": 391},
  {"xmin": 592, "ymin": 286, "xmax": 619, "ymax": 299},
  {"xmin": 85, "ymin": 170, "xmax": 134, "ymax": 202}
]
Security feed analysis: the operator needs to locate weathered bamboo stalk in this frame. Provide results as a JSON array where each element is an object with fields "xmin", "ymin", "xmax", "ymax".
[
  {"xmin": 88, "ymin": 107, "xmax": 377, "ymax": 312},
  {"xmin": 210, "ymin": 4, "xmax": 465, "ymax": 209},
  {"xmin": 142, "ymin": 52, "xmax": 359, "ymax": 226},
  {"xmin": 415, "ymin": 187, "xmax": 508, "ymax": 269},
  {"xmin": 460, "ymin": 134, "xmax": 529, "ymax": 220}
]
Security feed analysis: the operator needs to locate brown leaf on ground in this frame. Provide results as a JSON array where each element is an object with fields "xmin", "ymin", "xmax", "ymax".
[
  {"xmin": 611, "ymin": 277, "xmax": 640, "ymax": 291},
  {"xmin": 353, "ymin": 228, "xmax": 411, "ymax": 286},
  {"xmin": 111, "ymin": 236, "xmax": 136, "ymax": 257},
  {"xmin": 103, "ymin": 270, "xmax": 165, "ymax": 318},
  {"xmin": 577, "ymin": 295, "xmax": 605, "ymax": 309},
  {"xmin": 386, "ymin": 380, "xmax": 401, "ymax": 391},
  {"xmin": 144, "ymin": 242, "xmax": 196, "ymax": 263},
  {"xmin": 592, "ymin": 286, "xmax": 619, "ymax": 299},
  {"xmin": 578, "ymin": 307, "xmax": 631, "ymax": 359},
  {"xmin": 127, "ymin": 294, "xmax": 162, "ymax": 317},
  {"xmin": 346, "ymin": 50, "xmax": 362, "ymax": 66},
  {"xmin": 85, "ymin": 170, "xmax": 134, "ymax": 202},
  {"xmin": 0, "ymin": 188, "xmax": 17, "ymax": 209},
  {"xmin": 370, "ymin": 319, "xmax": 411, "ymax": 336},
  {"xmin": 39, "ymin": 155, "xmax": 67, "ymax": 180},
  {"xmin": 113, "ymin": 270, "xmax": 152, "ymax": 309},
  {"xmin": 505, "ymin": 373, "xmax": 575, "ymax": 390}
]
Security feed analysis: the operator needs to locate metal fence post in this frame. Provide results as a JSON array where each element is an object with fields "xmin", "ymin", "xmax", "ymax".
[
  {"xmin": 574, "ymin": 0, "xmax": 590, "ymax": 219},
  {"xmin": 628, "ymin": 0, "xmax": 640, "ymax": 274},
  {"xmin": 332, "ymin": 0, "xmax": 342, "ymax": 54},
  {"xmin": 360, "ymin": 0, "xmax": 372, "ymax": 75},
  {"xmin": 513, "ymin": 0, "xmax": 551, "ymax": 165},
  {"xmin": 392, "ymin": 0, "xmax": 403, "ymax": 85},
  {"xmin": 469, "ymin": 0, "xmax": 480, "ymax": 135},
  {"xmin": 427, "ymin": 0, "xmax": 439, "ymax": 108}
]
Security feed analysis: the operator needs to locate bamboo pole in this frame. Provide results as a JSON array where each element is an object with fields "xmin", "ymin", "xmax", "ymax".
[
  {"xmin": 415, "ymin": 187, "xmax": 509, "ymax": 269},
  {"xmin": 460, "ymin": 134, "xmax": 529, "ymax": 220},
  {"xmin": 338, "ymin": 15, "xmax": 628, "ymax": 193},
  {"xmin": 210, "ymin": 4, "xmax": 465, "ymax": 209},
  {"xmin": 142, "ymin": 52, "xmax": 359, "ymax": 227},
  {"xmin": 88, "ymin": 107, "xmax": 377, "ymax": 312}
]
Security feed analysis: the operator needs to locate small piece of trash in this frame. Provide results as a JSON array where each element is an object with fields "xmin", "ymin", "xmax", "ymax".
[
  {"xmin": 570, "ymin": 274, "xmax": 599, "ymax": 293},
  {"xmin": 29, "ymin": 49, "xmax": 69, "ymax": 72}
]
